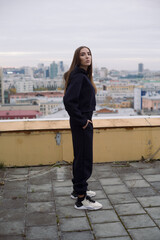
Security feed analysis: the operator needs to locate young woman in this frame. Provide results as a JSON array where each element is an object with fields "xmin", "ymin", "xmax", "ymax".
[{"xmin": 63, "ymin": 46, "xmax": 102, "ymax": 210}]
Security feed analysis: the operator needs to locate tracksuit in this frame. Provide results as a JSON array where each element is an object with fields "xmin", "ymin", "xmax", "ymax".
[{"xmin": 63, "ymin": 66, "xmax": 96, "ymax": 195}]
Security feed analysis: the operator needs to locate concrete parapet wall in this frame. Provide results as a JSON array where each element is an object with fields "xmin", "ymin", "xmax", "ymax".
[{"xmin": 0, "ymin": 117, "xmax": 160, "ymax": 167}]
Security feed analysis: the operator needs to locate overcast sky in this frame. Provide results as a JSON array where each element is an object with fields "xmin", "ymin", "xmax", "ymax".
[{"xmin": 0, "ymin": 0, "xmax": 160, "ymax": 70}]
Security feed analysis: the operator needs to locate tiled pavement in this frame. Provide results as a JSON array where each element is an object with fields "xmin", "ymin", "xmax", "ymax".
[{"xmin": 1, "ymin": 161, "xmax": 160, "ymax": 239}]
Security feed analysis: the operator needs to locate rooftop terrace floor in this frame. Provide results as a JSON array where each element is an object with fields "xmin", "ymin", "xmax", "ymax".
[{"xmin": 1, "ymin": 161, "xmax": 160, "ymax": 240}]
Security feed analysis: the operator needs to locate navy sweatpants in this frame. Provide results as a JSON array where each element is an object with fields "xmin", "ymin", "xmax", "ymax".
[{"xmin": 70, "ymin": 112, "xmax": 93, "ymax": 195}]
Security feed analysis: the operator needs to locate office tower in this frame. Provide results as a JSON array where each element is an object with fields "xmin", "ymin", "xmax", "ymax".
[
  {"xmin": 138, "ymin": 63, "xmax": 144, "ymax": 73},
  {"xmin": 44, "ymin": 67, "xmax": 49, "ymax": 78},
  {"xmin": 0, "ymin": 67, "xmax": 4, "ymax": 104},
  {"xmin": 58, "ymin": 61, "xmax": 64, "ymax": 74},
  {"xmin": 50, "ymin": 61, "xmax": 58, "ymax": 79}
]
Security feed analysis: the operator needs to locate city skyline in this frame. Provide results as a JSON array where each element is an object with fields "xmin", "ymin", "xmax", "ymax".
[
  {"xmin": 0, "ymin": 0, "xmax": 160, "ymax": 70},
  {"xmin": 1, "ymin": 61, "xmax": 156, "ymax": 73}
]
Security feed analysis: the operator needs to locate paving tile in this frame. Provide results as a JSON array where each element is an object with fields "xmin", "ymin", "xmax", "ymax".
[
  {"xmin": 4, "ymin": 189, "xmax": 27, "ymax": 199},
  {"xmin": 150, "ymin": 181, "xmax": 160, "ymax": 191},
  {"xmin": 124, "ymin": 179, "xmax": 150, "ymax": 188},
  {"xmin": 27, "ymin": 239, "xmax": 55, "ymax": 240},
  {"xmin": 53, "ymin": 186, "xmax": 72, "ymax": 196},
  {"xmin": 5, "ymin": 174, "xmax": 27, "ymax": 180},
  {"xmin": 114, "ymin": 167, "xmax": 137, "ymax": 175},
  {"xmin": 50, "ymin": 168, "xmax": 72, "ymax": 180},
  {"xmin": 61, "ymin": 231, "xmax": 94, "ymax": 240},
  {"xmin": 95, "ymin": 198, "xmax": 113, "ymax": 210},
  {"xmin": 91, "ymin": 169, "xmax": 97, "ymax": 176},
  {"xmin": 28, "ymin": 192, "xmax": 53, "ymax": 202},
  {"xmin": 88, "ymin": 176, "xmax": 97, "ymax": 181},
  {"xmin": 88, "ymin": 181, "xmax": 103, "ymax": 190},
  {"xmin": 94, "ymin": 190, "xmax": 107, "ymax": 199},
  {"xmin": 29, "ymin": 175, "xmax": 51, "ymax": 185},
  {"xmin": 98, "ymin": 237, "xmax": 131, "ymax": 240},
  {"xmin": 114, "ymin": 203, "xmax": 145, "ymax": 215},
  {"xmin": 128, "ymin": 227, "xmax": 160, "ymax": 240},
  {"xmin": 28, "ymin": 171, "xmax": 51, "ymax": 178},
  {"xmin": 103, "ymin": 185, "xmax": 130, "ymax": 194},
  {"xmin": 56, "ymin": 205, "xmax": 86, "ymax": 218},
  {"xmin": 129, "ymin": 162, "xmax": 150, "ymax": 169},
  {"xmin": 29, "ymin": 166, "xmax": 51, "ymax": 171},
  {"xmin": 88, "ymin": 209, "xmax": 119, "ymax": 223},
  {"xmin": 4, "ymin": 180, "xmax": 27, "ymax": 190},
  {"xmin": 143, "ymin": 174, "xmax": 160, "ymax": 182},
  {"xmin": 93, "ymin": 222, "xmax": 128, "ymax": 238},
  {"xmin": 27, "ymin": 225, "xmax": 58, "ymax": 240},
  {"xmin": 0, "ymin": 221, "xmax": 24, "ymax": 235},
  {"xmin": 0, "ymin": 208, "xmax": 24, "ymax": 222},
  {"xmin": 26, "ymin": 212, "xmax": 57, "ymax": 226},
  {"xmin": 94, "ymin": 164, "xmax": 113, "ymax": 171},
  {"xmin": 0, "ymin": 235, "xmax": 24, "ymax": 240},
  {"xmin": 54, "ymin": 196, "xmax": 73, "ymax": 206},
  {"xmin": 154, "ymin": 219, "xmax": 160, "ymax": 227},
  {"xmin": 108, "ymin": 193, "xmax": 137, "ymax": 205},
  {"xmin": 138, "ymin": 168, "xmax": 160, "ymax": 175},
  {"xmin": 137, "ymin": 196, "xmax": 160, "ymax": 207},
  {"xmin": 130, "ymin": 187, "xmax": 157, "ymax": 197},
  {"xmin": 96, "ymin": 171, "xmax": 118, "ymax": 178},
  {"xmin": 53, "ymin": 179, "xmax": 72, "ymax": 187},
  {"xmin": 119, "ymin": 173, "xmax": 143, "ymax": 180},
  {"xmin": 28, "ymin": 184, "xmax": 52, "ymax": 192},
  {"xmin": 99, "ymin": 178, "xmax": 123, "ymax": 186},
  {"xmin": 0, "ymin": 199, "xmax": 25, "ymax": 209},
  {"xmin": 120, "ymin": 214, "xmax": 156, "ymax": 229},
  {"xmin": 27, "ymin": 202, "xmax": 54, "ymax": 213},
  {"xmin": 60, "ymin": 217, "xmax": 90, "ymax": 232},
  {"xmin": 145, "ymin": 207, "xmax": 160, "ymax": 219},
  {"xmin": 7, "ymin": 168, "xmax": 28, "ymax": 175}
]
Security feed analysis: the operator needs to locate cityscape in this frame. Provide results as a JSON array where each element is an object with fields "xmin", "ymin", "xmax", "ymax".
[{"xmin": 0, "ymin": 61, "xmax": 160, "ymax": 120}]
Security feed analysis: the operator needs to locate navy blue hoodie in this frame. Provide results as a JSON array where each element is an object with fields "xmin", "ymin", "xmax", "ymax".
[{"xmin": 63, "ymin": 66, "xmax": 96, "ymax": 127}]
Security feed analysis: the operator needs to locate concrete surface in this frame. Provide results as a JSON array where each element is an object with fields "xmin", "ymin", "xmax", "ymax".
[{"xmin": 1, "ymin": 160, "xmax": 160, "ymax": 239}]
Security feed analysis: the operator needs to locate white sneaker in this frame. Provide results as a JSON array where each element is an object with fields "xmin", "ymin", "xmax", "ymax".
[
  {"xmin": 74, "ymin": 196, "xmax": 102, "ymax": 210},
  {"xmin": 71, "ymin": 190, "xmax": 96, "ymax": 199}
]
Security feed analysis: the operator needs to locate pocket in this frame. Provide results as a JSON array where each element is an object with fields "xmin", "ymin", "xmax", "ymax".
[{"xmin": 85, "ymin": 122, "xmax": 93, "ymax": 131}]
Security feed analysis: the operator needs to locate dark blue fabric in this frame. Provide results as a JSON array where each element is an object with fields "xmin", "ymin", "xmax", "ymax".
[
  {"xmin": 70, "ymin": 112, "xmax": 93, "ymax": 195},
  {"xmin": 63, "ymin": 66, "xmax": 96, "ymax": 127}
]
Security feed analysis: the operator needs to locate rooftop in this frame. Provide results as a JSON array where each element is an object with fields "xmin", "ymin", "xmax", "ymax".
[
  {"xmin": 0, "ymin": 116, "xmax": 160, "ymax": 239},
  {"xmin": 1, "ymin": 161, "xmax": 160, "ymax": 239}
]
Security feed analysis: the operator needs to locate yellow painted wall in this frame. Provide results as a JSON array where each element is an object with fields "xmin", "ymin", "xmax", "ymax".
[{"xmin": 0, "ymin": 118, "xmax": 160, "ymax": 166}]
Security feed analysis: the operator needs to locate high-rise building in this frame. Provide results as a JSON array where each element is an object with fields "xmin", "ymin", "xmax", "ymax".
[
  {"xmin": 0, "ymin": 67, "xmax": 4, "ymax": 104},
  {"xmin": 58, "ymin": 61, "xmax": 64, "ymax": 75},
  {"xmin": 138, "ymin": 63, "xmax": 144, "ymax": 73},
  {"xmin": 50, "ymin": 61, "xmax": 58, "ymax": 79}
]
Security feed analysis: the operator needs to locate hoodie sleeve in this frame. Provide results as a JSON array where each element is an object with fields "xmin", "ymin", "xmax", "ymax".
[{"xmin": 63, "ymin": 73, "xmax": 87, "ymax": 127}]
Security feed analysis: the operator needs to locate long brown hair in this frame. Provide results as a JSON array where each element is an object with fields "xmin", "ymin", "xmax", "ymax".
[{"xmin": 64, "ymin": 46, "xmax": 97, "ymax": 94}]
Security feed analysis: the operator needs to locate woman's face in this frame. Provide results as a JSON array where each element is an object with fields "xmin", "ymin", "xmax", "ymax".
[{"xmin": 79, "ymin": 47, "xmax": 92, "ymax": 70}]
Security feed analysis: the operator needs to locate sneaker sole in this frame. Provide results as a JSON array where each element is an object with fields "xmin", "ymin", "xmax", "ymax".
[{"xmin": 74, "ymin": 205, "xmax": 102, "ymax": 210}]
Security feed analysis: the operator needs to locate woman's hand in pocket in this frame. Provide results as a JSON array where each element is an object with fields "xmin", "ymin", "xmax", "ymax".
[{"xmin": 82, "ymin": 120, "xmax": 92, "ymax": 129}]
